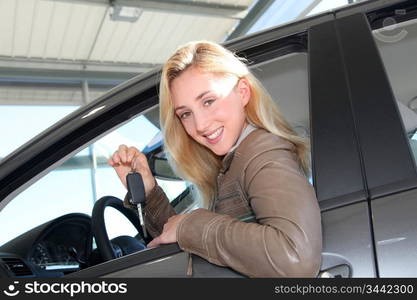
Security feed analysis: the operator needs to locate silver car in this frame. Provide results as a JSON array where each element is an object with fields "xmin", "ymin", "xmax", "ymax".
[{"xmin": 0, "ymin": 0, "xmax": 416, "ymax": 278}]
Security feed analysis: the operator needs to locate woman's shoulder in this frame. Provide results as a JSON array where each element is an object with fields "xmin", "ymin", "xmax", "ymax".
[
  {"xmin": 235, "ymin": 128, "xmax": 296, "ymax": 158},
  {"xmin": 230, "ymin": 128, "xmax": 302, "ymax": 181}
]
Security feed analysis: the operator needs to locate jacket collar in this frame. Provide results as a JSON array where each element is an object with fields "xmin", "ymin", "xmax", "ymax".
[
  {"xmin": 219, "ymin": 127, "xmax": 261, "ymax": 174},
  {"xmin": 220, "ymin": 151, "xmax": 235, "ymax": 174}
]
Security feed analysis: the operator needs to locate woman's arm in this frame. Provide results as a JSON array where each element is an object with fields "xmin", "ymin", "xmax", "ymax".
[
  {"xmin": 176, "ymin": 149, "xmax": 322, "ymax": 277},
  {"xmin": 124, "ymin": 183, "xmax": 176, "ymax": 238},
  {"xmin": 108, "ymin": 144, "xmax": 176, "ymax": 238}
]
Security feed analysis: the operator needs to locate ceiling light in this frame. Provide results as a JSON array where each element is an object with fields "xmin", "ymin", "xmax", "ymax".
[{"xmin": 110, "ymin": 5, "xmax": 142, "ymax": 22}]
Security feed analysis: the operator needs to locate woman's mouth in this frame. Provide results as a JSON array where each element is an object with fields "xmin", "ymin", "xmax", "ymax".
[{"xmin": 204, "ymin": 127, "xmax": 224, "ymax": 144}]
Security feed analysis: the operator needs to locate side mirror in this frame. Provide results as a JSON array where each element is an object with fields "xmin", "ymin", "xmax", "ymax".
[{"xmin": 149, "ymin": 153, "xmax": 182, "ymax": 181}]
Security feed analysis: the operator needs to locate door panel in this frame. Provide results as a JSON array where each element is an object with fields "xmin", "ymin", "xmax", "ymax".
[
  {"xmin": 335, "ymin": 13, "xmax": 417, "ymax": 199},
  {"xmin": 66, "ymin": 244, "xmax": 186, "ymax": 278},
  {"xmin": 309, "ymin": 19, "xmax": 367, "ymax": 208},
  {"xmin": 372, "ymin": 189, "xmax": 417, "ymax": 277},
  {"xmin": 103, "ymin": 252, "xmax": 189, "ymax": 278},
  {"xmin": 321, "ymin": 202, "xmax": 376, "ymax": 277}
]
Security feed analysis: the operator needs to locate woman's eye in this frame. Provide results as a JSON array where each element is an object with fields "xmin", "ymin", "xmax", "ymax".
[
  {"xmin": 180, "ymin": 112, "xmax": 191, "ymax": 119},
  {"xmin": 203, "ymin": 99, "xmax": 215, "ymax": 106}
]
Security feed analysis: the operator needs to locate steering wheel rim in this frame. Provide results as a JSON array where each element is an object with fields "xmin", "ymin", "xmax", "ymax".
[{"xmin": 92, "ymin": 196, "xmax": 148, "ymax": 261}]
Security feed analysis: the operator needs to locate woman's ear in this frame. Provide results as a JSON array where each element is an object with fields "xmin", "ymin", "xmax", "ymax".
[{"xmin": 237, "ymin": 77, "xmax": 251, "ymax": 107}]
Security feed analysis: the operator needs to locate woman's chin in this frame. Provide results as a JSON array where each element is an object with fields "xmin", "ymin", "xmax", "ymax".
[
  {"xmin": 208, "ymin": 144, "xmax": 231, "ymax": 156},
  {"xmin": 198, "ymin": 135, "xmax": 232, "ymax": 156}
]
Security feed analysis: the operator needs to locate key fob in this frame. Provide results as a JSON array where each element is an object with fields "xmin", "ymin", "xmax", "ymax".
[{"xmin": 126, "ymin": 172, "xmax": 146, "ymax": 206}]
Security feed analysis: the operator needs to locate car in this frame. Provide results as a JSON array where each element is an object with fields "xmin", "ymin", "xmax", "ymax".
[{"xmin": 0, "ymin": 0, "xmax": 416, "ymax": 278}]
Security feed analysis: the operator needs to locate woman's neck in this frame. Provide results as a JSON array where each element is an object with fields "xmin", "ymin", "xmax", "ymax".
[{"xmin": 228, "ymin": 121, "xmax": 257, "ymax": 153}]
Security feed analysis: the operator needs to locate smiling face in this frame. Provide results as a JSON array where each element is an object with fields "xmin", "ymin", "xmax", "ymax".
[{"xmin": 171, "ymin": 67, "xmax": 251, "ymax": 156}]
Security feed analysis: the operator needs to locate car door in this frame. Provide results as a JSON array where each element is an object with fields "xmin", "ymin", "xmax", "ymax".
[
  {"xmin": 315, "ymin": 0, "xmax": 417, "ymax": 278},
  {"xmin": 339, "ymin": 1, "xmax": 417, "ymax": 277},
  {"xmin": 309, "ymin": 14, "xmax": 376, "ymax": 278}
]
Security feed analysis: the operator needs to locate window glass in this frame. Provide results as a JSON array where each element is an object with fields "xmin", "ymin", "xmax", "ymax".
[
  {"xmin": 251, "ymin": 53, "xmax": 312, "ymax": 179},
  {"xmin": 372, "ymin": 18, "xmax": 417, "ymax": 164},
  {"xmin": 251, "ymin": 53, "xmax": 310, "ymax": 135},
  {"xmin": 0, "ymin": 169, "xmax": 93, "ymax": 246},
  {"xmin": 0, "ymin": 106, "xmax": 78, "ymax": 159},
  {"xmin": 306, "ymin": 0, "xmax": 353, "ymax": 17},
  {"xmin": 94, "ymin": 114, "xmax": 160, "ymax": 201},
  {"xmin": 104, "ymin": 207, "xmax": 138, "ymax": 240},
  {"xmin": 0, "ymin": 106, "xmax": 190, "ymax": 246},
  {"xmin": 245, "ymin": 0, "xmax": 365, "ymax": 37}
]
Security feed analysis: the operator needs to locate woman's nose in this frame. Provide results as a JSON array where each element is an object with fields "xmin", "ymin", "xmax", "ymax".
[{"xmin": 193, "ymin": 110, "xmax": 211, "ymax": 134}]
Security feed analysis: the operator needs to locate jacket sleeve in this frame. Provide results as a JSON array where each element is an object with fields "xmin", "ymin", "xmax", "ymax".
[
  {"xmin": 176, "ymin": 149, "xmax": 322, "ymax": 277},
  {"xmin": 123, "ymin": 183, "xmax": 176, "ymax": 238}
]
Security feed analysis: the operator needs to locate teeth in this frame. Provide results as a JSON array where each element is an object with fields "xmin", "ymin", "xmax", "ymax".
[{"xmin": 206, "ymin": 127, "xmax": 223, "ymax": 139}]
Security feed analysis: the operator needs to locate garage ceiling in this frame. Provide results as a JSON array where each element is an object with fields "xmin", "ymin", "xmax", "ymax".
[
  {"xmin": 0, "ymin": 0, "xmax": 254, "ymax": 68},
  {"xmin": 0, "ymin": 0, "xmax": 262, "ymax": 105},
  {"xmin": 0, "ymin": 0, "xmax": 359, "ymax": 105}
]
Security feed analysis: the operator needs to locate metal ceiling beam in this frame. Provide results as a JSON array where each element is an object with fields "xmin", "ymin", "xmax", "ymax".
[
  {"xmin": 87, "ymin": 6, "xmax": 109, "ymax": 62},
  {"xmin": 296, "ymin": 0, "xmax": 323, "ymax": 19},
  {"xmin": 0, "ymin": 156, "xmax": 109, "ymax": 170},
  {"xmin": 50, "ymin": 0, "xmax": 249, "ymax": 19},
  {"xmin": 0, "ymin": 80, "xmax": 114, "ymax": 89},
  {"xmin": 226, "ymin": 0, "xmax": 275, "ymax": 41},
  {"xmin": 0, "ymin": 57, "xmax": 158, "ymax": 84}
]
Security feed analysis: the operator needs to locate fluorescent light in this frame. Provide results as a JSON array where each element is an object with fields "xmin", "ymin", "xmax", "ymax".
[{"xmin": 110, "ymin": 5, "xmax": 142, "ymax": 22}]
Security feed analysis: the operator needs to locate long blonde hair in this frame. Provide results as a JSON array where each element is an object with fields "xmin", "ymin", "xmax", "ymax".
[{"xmin": 159, "ymin": 41, "xmax": 309, "ymax": 208}]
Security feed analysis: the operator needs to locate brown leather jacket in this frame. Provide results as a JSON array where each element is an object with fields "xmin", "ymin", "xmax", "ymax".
[{"xmin": 125, "ymin": 128, "xmax": 322, "ymax": 277}]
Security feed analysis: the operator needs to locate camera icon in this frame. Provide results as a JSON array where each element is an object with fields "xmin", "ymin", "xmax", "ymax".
[
  {"xmin": 374, "ymin": 9, "xmax": 408, "ymax": 43},
  {"xmin": 3, "ymin": 281, "xmax": 20, "ymax": 297}
]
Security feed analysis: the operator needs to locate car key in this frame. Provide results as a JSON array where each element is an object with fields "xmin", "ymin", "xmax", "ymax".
[{"xmin": 126, "ymin": 172, "xmax": 148, "ymax": 239}]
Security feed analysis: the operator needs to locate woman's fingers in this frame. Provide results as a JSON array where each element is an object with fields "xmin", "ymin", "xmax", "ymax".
[
  {"xmin": 110, "ymin": 145, "xmax": 139, "ymax": 166},
  {"xmin": 127, "ymin": 147, "xmax": 137, "ymax": 162},
  {"xmin": 118, "ymin": 144, "xmax": 128, "ymax": 163},
  {"xmin": 131, "ymin": 156, "xmax": 138, "ymax": 171},
  {"xmin": 107, "ymin": 157, "xmax": 115, "ymax": 167},
  {"xmin": 147, "ymin": 236, "xmax": 161, "ymax": 248},
  {"xmin": 111, "ymin": 149, "xmax": 122, "ymax": 165},
  {"xmin": 146, "ymin": 215, "xmax": 185, "ymax": 248},
  {"xmin": 131, "ymin": 152, "xmax": 147, "ymax": 171},
  {"xmin": 108, "ymin": 145, "xmax": 156, "ymax": 192}
]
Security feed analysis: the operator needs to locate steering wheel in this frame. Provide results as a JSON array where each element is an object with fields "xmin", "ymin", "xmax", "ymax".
[{"xmin": 92, "ymin": 196, "xmax": 150, "ymax": 261}]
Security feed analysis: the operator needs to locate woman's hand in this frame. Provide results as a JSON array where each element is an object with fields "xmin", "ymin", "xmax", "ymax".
[
  {"xmin": 147, "ymin": 214, "xmax": 187, "ymax": 248},
  {"xmin": 108, "ymin": 144, "xmax": 156, "ymax": 196}
]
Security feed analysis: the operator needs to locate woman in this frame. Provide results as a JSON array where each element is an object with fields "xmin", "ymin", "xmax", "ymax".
[{"xmin": 108, "ymin": 41, "xmax": 322, "ymax": 277}]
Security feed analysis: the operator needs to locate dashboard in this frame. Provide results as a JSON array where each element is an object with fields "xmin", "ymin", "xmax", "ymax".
[
  {"xmin": 0, "ymin": 213, "xmax": 93, "ymax": 277},
  {"xmin": 28, "ymin": 220, "xmax": 91, "ymax": 271},
  {"xmin": 30, "ymin": 241, "xmax": 78, "ymax": 270}
]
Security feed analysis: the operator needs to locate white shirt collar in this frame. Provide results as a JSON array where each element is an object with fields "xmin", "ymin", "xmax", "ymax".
[{"xmin": 228, "ymin": 122, "xmax": 258, "ymax": 153}]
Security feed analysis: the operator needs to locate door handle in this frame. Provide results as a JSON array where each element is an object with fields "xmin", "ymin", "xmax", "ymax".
[{"xmin": 319, "ymin": 264, "xmax": 351, "ymax": 278}]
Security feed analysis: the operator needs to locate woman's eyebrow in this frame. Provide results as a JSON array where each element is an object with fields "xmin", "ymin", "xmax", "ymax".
[
  {"xmin": 196, "ymin": 90, "xmax": 210, "ymax": 100},
  {"xmin": 174, "ymin": 90, "xmax": 211, "ymax": 112},
  {"xmin": 174, "ymin": 106, "xmax": 185, "ymax": 113}
]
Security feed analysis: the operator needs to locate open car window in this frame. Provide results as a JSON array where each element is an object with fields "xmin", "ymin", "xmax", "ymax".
[{"xmin": 0, "ymin": 105, "xmax": 191, "ymax": 247}]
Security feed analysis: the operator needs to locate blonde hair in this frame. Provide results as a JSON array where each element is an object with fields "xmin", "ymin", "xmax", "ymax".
[{"xmin": 159, "ymin": 41, "xmax": 310, "ymax": 208}]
